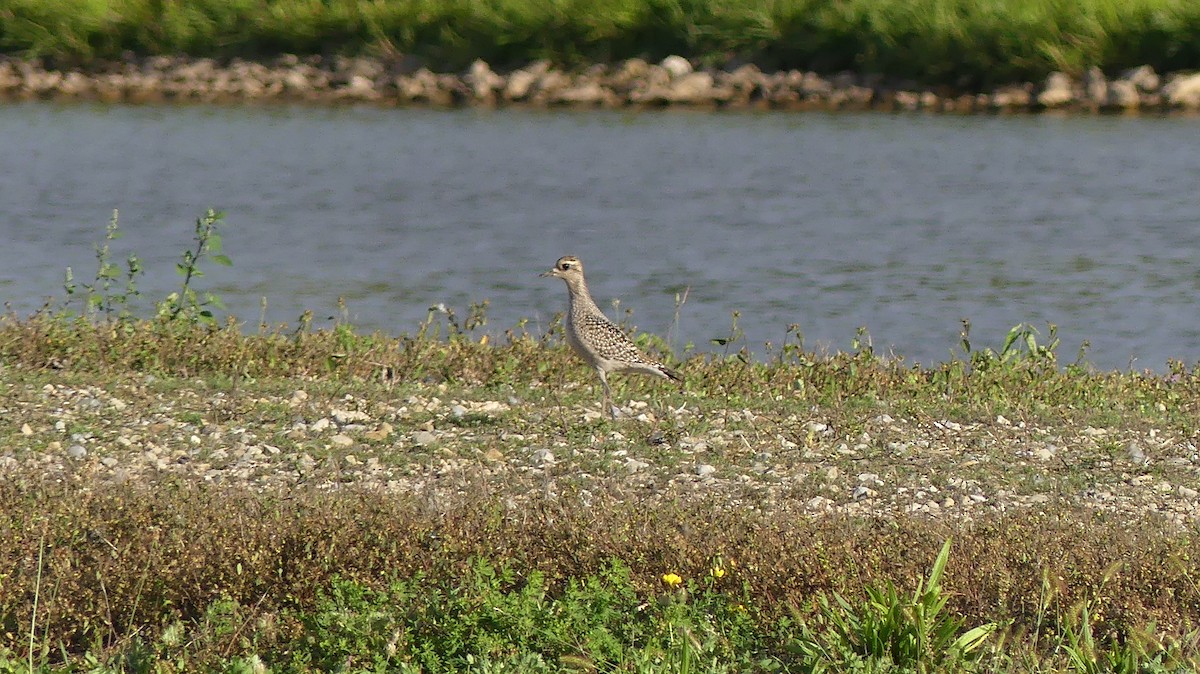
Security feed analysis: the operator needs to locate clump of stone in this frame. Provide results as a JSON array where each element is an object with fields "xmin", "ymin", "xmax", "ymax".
[{"xmin": 3, "ymin": 54, "xmax": 1200, "ymax": 112}]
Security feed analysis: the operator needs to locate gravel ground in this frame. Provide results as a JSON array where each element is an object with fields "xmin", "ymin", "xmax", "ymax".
[{"xmin": 4, "ymin": 377, "xmax": 1199, "ymax": 524}]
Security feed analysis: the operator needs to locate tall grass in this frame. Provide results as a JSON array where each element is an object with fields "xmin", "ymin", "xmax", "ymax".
[{"xmin": 2, "ymin": 0, "xmax": 1199, "ymax": 86}]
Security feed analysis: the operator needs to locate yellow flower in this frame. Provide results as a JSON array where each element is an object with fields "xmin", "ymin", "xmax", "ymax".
[
  {"xmin": 710, "ymin": 566, "xmax": 726, "ymax": 579},
  {"xmin": 662, "ymin": 573, "xmax": 683, "ymax": 588}
]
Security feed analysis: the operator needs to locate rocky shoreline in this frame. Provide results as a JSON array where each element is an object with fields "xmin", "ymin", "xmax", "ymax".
[{"xmin": 4, "ymin": 54, "xmax": 1200, "ymax": 112}]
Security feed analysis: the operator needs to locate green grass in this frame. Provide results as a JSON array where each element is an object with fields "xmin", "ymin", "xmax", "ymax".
[
  {"xmin": 1, "ymin": 480, "xmax": 1198, "ymax": 673},
  {"xmin": 2, "ymin": 0, "xmax": 1200, "ymax": 87}
]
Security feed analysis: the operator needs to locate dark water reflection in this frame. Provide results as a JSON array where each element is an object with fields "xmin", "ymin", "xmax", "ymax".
[{"xmin": 1, "ymin": 104, "xmax": 1198, "ymax": 370}]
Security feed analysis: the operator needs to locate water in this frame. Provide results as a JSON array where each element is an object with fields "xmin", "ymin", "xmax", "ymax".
[{"xmin": 1, "ymin": 103, "xmax": 1198, "ymax": 370}]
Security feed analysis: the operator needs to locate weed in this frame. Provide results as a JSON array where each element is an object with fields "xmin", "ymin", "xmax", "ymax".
[
  {"xmin": 158, "ymin": 208, "xmax": 232, "ymax": 326},
  {"xmin": 792, "ymin": 539, "xmax": 998, "ymax": 673},
  {"xmin": 61, "ymin": 210, "xmax": 142, "ymax": 321}
]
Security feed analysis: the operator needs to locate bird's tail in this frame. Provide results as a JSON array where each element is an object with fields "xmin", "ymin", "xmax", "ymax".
[{"xmin": 659, "ymin": 364, "xmax": 683, "ymax": 382}]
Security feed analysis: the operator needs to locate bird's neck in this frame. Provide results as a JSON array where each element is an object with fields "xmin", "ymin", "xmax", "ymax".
[{"xmin": 566, "ymin": 277, "xmax": 601, "ymax": 315}]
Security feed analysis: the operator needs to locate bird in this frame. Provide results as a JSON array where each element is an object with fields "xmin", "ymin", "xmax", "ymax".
[{"xmin": 541, "ymin": 255, "xmax": 682, "ymax": 418}]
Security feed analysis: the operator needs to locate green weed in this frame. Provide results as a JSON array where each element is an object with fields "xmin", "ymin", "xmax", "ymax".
[{"xmin": 792, "ymin": 538, "xmax": 998, "ymax": 673}]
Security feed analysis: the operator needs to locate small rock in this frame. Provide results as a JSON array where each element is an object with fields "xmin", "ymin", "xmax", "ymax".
[
  {"xmin": 990, "ymin": 84, "xmax": 1032, "ymax": 108},
  {"xmin": 857, "ymin": 472, "xmax": 881, "ymax": 485},
  {"xmin": 503, "ymin": 68, "xmax": 539, "ymax": 100},
  {"xmin": 20, "ymin": 424, "xmax": 32, "ymax": 436},
  {"xmin": 667, "ymin": 71, "xmax": 715, "ymax": 103},
  {"xmin": 330, "ymin": 434, "xmax": 353, "ymax": 447},
  {"xmin": 67, "ymin": 445, "xmax": 87, "ymax": 460},
  {"xmin": 332, "ymin": 409, "xmax": 371, "ymax": 424},
  {"xmin": 824, "ymin": 466, "xmax": 840, "ymax": 481},
  {"xmin": 660, "ymin": 55, "xmax": 692, "ymax": 78},
  {"xmin": 1037, "ymin": 72, "xmax": 1074, "ymax": 107},
  {"xmin": 1120, "ymin": 65, "xmax": 1160, "ymax": 92},
  {"xmin": 101, "ymin": 457, "xmax": 118, "ymax": 468},
  {"xmin": 450, "ymin": 405, "xmax": 467, "ymax": 418},
  {"xmin": 531, "ymin": 448, "xmax": 555, "ymax": 466},
  {"xmin": 310, "ymin": 418, "xmax": 331, "ymax": 433},
  {"xmin": 625, "ymin": 458, "xmax": 650, "ymax": 473},
  {"xmin": 465, "ymin": 59, "xmax": 503, "ymax": 98},
  {"xmin": 340, "ymin": 74, "xmax": 377, "ymax": 99},
  {"xmin": 412, "ymin": 430, "xmax": 437, "ymax": 447},
  {"xmin": 552, "ymin": 81, "xmax": 613, "ymax": 106},
  {"xmin": 807, "ymin": 496, "xmax": 833, "ymax": 510},
  {"xmin": 483, "ymin": 448, "xmax": 504, "ymax": 462},
  {"xmin": 344, "ymin": 454, "xmax": 360, "ymax": 466},
  {"xmin": 995, "ymin": 415, "xmax": 1010, "ymax": 426},
  {"xmin": 1127, "ymin": 443, "xmax": 1148, "ymax": 465},
  {"xmin": 1164, "ymin": 72, "xmax": 1200, "ymax": 107},
  {"xmin": 1032, "ymin": 446, "xmax": 1056, "ymax": 461},
  {"xmin": 1179, "ymin": 486, "xmax": 1199, "ymax": 499},
  {"xmin": 694, "ymin": 463, "xmax": 716, "ymax": 477},
  {"xmin": 363, "ymin": 422, "xmax": 393, "ymax": 442},
  {"xmin": 851, "ymin": 485, "xmax": 876, "ymax": 501},
  {"xmin": 1082, "ymin": 66, "xmax": 1107, "ymax": 104},
  {"xmin": 292, "ymin": 390, "xmax": 309, "ymax": 403},
  {"xmin": 1106, "ymin": 80, "xmax": 1140, "ymax": 108}
]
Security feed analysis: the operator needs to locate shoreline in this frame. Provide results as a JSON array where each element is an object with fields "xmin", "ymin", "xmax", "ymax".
[{"xmin": 5, "ymin": 54, "xmax": 1200, "ymax": 113}]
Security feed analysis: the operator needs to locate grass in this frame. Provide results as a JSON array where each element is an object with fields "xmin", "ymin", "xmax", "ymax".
[
  {"xmin": 0, "ymin": 479, "xmax": 1197, "ymax": 672},
  {"xmin": 0, "ymin": 211, "xmax": 1199, "ymax": 670},
  {"xmin": 1, "ymin": 0, "xmax": 1199, "ymax": 88}
]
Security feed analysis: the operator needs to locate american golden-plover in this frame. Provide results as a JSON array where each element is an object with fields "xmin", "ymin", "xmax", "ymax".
[{"xmin": 541, "ymin": 255, "xmax": 682, "ymax": 418}]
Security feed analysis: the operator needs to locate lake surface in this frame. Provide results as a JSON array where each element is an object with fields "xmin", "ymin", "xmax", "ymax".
[{"xmin": 1, "ymin": 103, "xmax": 1198, "ymax": 371}]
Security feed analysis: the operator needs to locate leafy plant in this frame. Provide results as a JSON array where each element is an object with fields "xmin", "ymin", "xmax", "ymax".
[
  {"xmin": 61, "ymin": 209, "xmax": 142, "ymax": 321},
  {"xmin": 961, "ymin": 320, "xmax": 1061, "ymax": 372},
  {"xmin": 793, "ymin": 538, "xmax": 998, "ymax": 673},
  {"xmin": 157, "ymin": 208, "xmax": 233, "ymax": 326}
]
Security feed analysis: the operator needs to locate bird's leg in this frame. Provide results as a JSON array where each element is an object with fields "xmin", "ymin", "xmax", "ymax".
[{"xmin": 597, "ymin": 369, "xmax": 620, "ymax": 419}]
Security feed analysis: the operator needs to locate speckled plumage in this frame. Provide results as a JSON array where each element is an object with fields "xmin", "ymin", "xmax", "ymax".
[{"xmin": 542, "ymin": 255, "xmax": 682, "ymax": 417}]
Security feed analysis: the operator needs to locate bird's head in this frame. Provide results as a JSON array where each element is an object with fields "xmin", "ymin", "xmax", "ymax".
[{"xmin": 540, "ymin": 255, "xmax": 584, "ymax": 281}]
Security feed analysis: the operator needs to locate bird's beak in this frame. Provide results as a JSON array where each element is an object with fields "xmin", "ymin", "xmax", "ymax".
[{"xmin": 539, "ymin": 269, "xmax": 556, "ymax": 278}]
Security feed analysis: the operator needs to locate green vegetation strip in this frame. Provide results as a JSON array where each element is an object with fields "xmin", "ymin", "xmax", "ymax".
[
  {"xmin": 0, "ymin": 209, "xmax": 1199, "ymax": 671},
  {"xmin": 3, "ymin": 0, "xmax": 1200, "ymax": 86},
  {"xmin": 1, "ymin": 478, "xmax": 1198, "ymax": 672}
]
